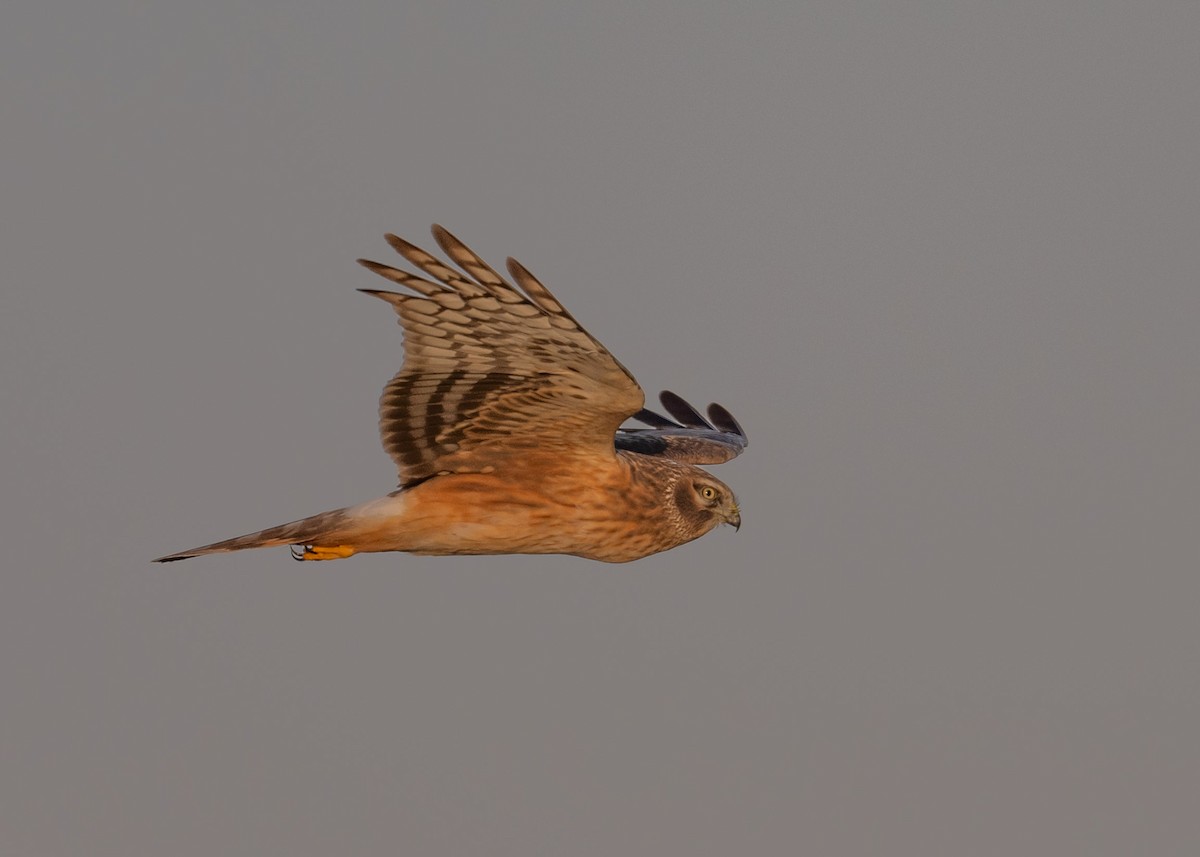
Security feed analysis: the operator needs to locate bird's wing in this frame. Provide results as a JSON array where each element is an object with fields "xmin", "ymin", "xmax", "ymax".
[
  {"xmin": 358, "ymin": 225, "xmax": 645, "ymax": 487},
  {"xmin": 615, "ymin": 390, "xmax": 748, "ymax": 465}
]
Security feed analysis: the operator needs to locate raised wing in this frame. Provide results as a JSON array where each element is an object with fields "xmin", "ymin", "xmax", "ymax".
[
  {"xmin": 615, "ymin": 390, "xmax": 748, "ymax": 465},
  {"xmin": 358, "ymin": 226, "xmax": 645, "ymax": 486}
]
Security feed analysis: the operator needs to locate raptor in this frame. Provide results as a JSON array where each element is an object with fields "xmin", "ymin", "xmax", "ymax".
[{"xmin": 154, "ymin": 226, "xmax": 746, "ymax": 563}]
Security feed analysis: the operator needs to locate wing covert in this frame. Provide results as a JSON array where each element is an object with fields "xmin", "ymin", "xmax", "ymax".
[{"xmin": 359, "ymin": 226, "xmax": 645, "ymax": 486}]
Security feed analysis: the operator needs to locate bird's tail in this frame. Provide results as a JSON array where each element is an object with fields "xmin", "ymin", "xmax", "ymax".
[{"xmin": 152, "ymin": 507, "xmax": 353, "ymax": 563}]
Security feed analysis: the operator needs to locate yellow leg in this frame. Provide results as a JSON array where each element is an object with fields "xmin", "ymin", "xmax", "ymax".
[{"xmin": 291, "ymin": 544, "xmax": 358, "ymax": 561}]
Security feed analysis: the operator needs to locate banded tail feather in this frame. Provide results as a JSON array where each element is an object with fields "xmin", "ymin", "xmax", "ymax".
[{"xmin": 152, "ymin": 508, "xmax": 352, "ymax": 562}]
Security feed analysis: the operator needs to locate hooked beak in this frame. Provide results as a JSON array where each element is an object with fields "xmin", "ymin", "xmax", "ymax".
[{"xmin": 725, "ymin": 502, "xmax": 741, "ymax": 532}]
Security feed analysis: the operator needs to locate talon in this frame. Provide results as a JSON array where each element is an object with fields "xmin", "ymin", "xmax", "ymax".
[{"xmin": 290, "ymin": 544, "xmax": 358, "ymax": 561}]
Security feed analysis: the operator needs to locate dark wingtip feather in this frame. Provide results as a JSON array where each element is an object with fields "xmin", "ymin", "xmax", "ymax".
[
  {"xmin": 659, "ymin": 391, "xmax": 712, "ymax": 429},
  {"xmin": 706, "ymin": 402, "xmax": 746, "ymax": 441},
  {"xmin": 631, "ymin": 407, "xmax": 678, "ymax": 429},
  {"xmin": 617, "ymin": 391, "xmax": 748, "ymax": 464}
]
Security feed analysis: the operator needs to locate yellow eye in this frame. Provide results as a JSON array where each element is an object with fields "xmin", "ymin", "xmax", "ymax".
[{"xmin": 700, "ymin": 486, "xmax": 717, "ymax": 501}]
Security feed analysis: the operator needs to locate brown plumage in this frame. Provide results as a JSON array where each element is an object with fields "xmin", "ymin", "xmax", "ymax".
[{"xmin": 153, "ymin": 226, "xmax": 746, "ymax": 564}]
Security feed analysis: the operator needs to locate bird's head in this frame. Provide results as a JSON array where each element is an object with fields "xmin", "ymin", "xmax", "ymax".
[{"xmin": 673, "ymin": 471, "xmax": 741, "ymax": 535}]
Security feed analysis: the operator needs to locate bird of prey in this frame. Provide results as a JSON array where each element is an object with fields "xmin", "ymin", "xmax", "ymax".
[{"xmin": 153, "ymin": 226, "xmax": 747, "ymax": 563}]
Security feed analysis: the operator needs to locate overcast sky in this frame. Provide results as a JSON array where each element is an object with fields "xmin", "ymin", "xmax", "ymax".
[{"xmin": 3, "ymin": 2, "xmax": 1198, "ymax": 854}]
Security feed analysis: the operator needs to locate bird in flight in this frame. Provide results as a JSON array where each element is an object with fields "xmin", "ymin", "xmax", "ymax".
[{"xmin": 154, "ymin": 226, "xmax": 746, "ymax": 564}]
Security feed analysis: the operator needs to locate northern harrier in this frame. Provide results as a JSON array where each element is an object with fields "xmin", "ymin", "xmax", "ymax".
[{"xmin": 154, "ymin": 226, "xmax": 746, "ymax": 563}]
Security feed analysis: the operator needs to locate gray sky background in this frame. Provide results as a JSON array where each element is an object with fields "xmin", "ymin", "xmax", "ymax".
[{"xmin": 3, "ymin": 2, "xmax": 1198, "ymax": 854}]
